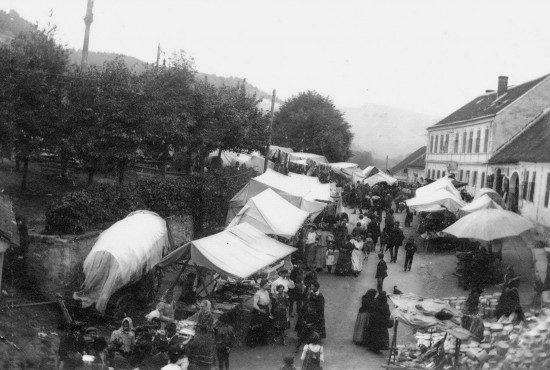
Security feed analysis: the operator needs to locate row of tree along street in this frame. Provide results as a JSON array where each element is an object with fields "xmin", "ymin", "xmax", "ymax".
[{"xmin": 0, "ymin": 26, "xmax": 354, "ymax": 189}]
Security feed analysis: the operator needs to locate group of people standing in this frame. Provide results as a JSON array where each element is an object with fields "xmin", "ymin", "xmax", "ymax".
[
  {"xmin": 246, "ymin": 266, "xmax": 326, "ymax": 369},
  {"xmin": 353, "ymin": 289, "xmax": 392, "ymax": 354}
]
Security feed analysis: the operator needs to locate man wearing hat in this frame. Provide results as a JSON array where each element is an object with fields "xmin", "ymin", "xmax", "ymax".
[{"xmin": 404, "ymin": 235, "xmax": 417, "ymax": 272}]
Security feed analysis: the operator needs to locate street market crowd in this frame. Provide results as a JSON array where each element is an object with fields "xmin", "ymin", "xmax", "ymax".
[{"xmin": 53, "ymin": 178, "xmax": 549, "ymax": 370}]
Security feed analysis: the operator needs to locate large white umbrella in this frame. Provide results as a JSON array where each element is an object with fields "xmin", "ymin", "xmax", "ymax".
[{"xmin": 442, "ymin": 209, "xmax": 534, "ymax": 241}]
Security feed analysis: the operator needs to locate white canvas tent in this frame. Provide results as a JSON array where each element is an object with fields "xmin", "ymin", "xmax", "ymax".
[
  {"xmin": 363, "ymin": 172, "xmax": 398, "ymax": 186},
  {"xmin": 158, "ymin": 223, "xmax": 296, "ymax": 280},
  {"xmin": 406, "ymin": 189, "xmax": 466, "ymax": 212},
  {"xmin": 460, "ymin": 194, "xmax": 503, "ymax": 215},
  {"xmin": 288, "ymin": 152, "xmax": 328, "ymax": 164},
  {"xmin": 208, "ymin": 151, "xmax": 273, "ymax": 173},
  {"xmin": 227, "ymin": 189, "xmax": 309, "ymax": 238},
  {"xmin": 415, "ymin": 176, "xmax": 462, "ymax": 199},
  {"xmin": 73, "ymin": 211, "xmax": 170, "ymax": 313},
  {"xmin": 287, "ymin": 172, "xmax": 332, "ymax": 202},
  {"xmin": 362, "ymin": 166, "xmax": 382, "ymax": 178},
  {"xmin": 328, "ymin": 162, "xmax": 359, "ymax": 171},
  {"xmin": 227, "ymin": 169, "xmax": 327, "ymax": 223},
  {"xmin": 474, "ymin": 188, "xmax": 506, "ymax": 208}
]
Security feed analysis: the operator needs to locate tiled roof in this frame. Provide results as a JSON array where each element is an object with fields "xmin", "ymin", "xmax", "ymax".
[
  {"xmin": 431, "ymin": 75, "xmax": 549, "ymax": 127},
  {"xmin": 489, "ymin": 110, "xmax": 550, "ymax": 164},
  {"xmin": 390, "ymin": 146, "xmax": 426, "ymax": 174}
]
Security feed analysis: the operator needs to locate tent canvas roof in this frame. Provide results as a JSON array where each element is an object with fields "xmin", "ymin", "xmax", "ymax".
[
  {"xmin": 363, "ymin": 172, "xmax": 398, "ymax": 186},
  {"xmin": 361, "ymin": 166, "xmax": 382, "ymax": 177},
  {"xmin": 74, "ymin": 211, "xmax": 169, "ymax": 312},
  {"xmin": 406, "ymin": 189, "xmax": 466, "ymax": 212},
  {"xmin": 415, "ymin": 176, "xmax": 462, "ymax": 199},
  {"xmin": 158, "ymin": 223, "xmax": 296, "ymax": 279},
  {"xmin": 227, "ymin": 169, "xmax": 327, "ymax": 223},
  {"xmin": 460, "ymin": 194, "xmax": 503, "ymax": 214},
  {"xmin": 228, "ymin": 189, "xmax": 309, "ymax": 238},
  {"xmin": 288, "ymin": 152, "xmax": 328, "ymax": 163},
  {"xmin": 328, "ymin": 162, "xmax": 359, "ymax": 170},
  {"xmin": 474, "ymin": 188, "xmax": 506, "ymax": 207}
]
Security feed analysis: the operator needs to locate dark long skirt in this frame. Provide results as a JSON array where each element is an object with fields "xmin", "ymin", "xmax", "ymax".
[
  {"xmin": 335, "ymin": 250, "xmax": 353, "ymax": 275},
  {"xmin": 245, "ymin": 305, "xmax": 271, "ymax": 347},
  {"xmin": 366, "ymin": 315, "xmax": 389, "ymax": 351}
]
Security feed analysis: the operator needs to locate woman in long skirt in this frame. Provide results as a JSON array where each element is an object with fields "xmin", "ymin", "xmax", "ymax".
[
  {"xmin": 358, "ymin": 289, "xmax": 378, "ymax": 347},
  {"xmin": 335, "ymin": 235, "xmax": 354, "ymax": 276},
  {"xmin": 368, "ymin": 291, "xmax": 391, "ymax": 354},
  {"xmin": 351, "ymin": 235, "xmax": 365, "ymax": 277},
  {"xmin": 272, "ymin": 284, "xmax": 289, "ymax": 345},
  {"xmin": 246, "ymin": 279, "xmax": 272, "ymax": 347}
]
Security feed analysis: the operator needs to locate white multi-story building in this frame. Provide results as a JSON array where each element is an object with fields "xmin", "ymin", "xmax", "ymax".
[{"xmin": 425, "ymin": 74, "xmax": 550, "ymax": 195}]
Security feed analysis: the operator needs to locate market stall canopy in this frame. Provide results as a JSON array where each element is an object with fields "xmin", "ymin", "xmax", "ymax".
[
  {"xmin": 442, "ymin": 209, "xmax": 534, "ymax": 241},
  {"xmin": 73, "ymin": 211, "xmax": 170, "ymax": 313},
  {"xmin": 474, "ymin": 188, "xmax": 506, "ymax": 208},
  {"xmin": 208, "ymin": 150, "xmax": 273, "ymax": 173},
  {"xmin": 389, "ymin": 293, "xmax": 470, "ymax": 339},
  {"xmin": 361, "ymin": 166, "xmax": 382, "ymax": 178},
  {"xmin": 363, "ymin": 172, "xmax": 398, "ymax": 186},
  {"xmin": 415, "ymin": 176, "xmax": 462, "ymax": 199},
  {"xmin": 227, "ymin": 189, "xmax": 309, "ymax": 238},
  {"xmin": 287, "ymin": 172, "xmax": 333, "ymax": 201},
  {"xmin": 227, "ymin": 169, "xmax": 327, "ymax": 223},
  {"xmin": 288, "ymin": 152, "xmax": 328, "ymax": 164},
  {"xmin": 460, "ymin": 194, "xmax": 503, "ymax": 215},
  {"xmin": 158, "ymin": 223, "xmax": 297, "ymax": 280},
  {"xmin": 328, "ymin": 162, "xmax": 359, "ymax": 171},
  {"xmin": 406, "ymin": 189, "xmax": 466, "ymax": 212}
]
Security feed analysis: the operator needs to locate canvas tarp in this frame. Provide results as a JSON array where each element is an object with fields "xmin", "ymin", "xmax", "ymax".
[
  {"xmin": 287, "ymin": 172, "xmax": 332, "ymax": 202},
  {"xmin": 406, "ymin": 189, "xmax": 466, "ymax": 212},
  {"xmin": 227, "ymin": 169, "xmax": 327, "ymax": 223},
  {"xmin": 208, "ymin": 151, "xmax": 273, "ymax": 173},
  {"xmin": 363, "ymin": 172, "xmax": 398, "ymax": 186},
  {"xmin": 361, "ymin": 166, "xmax": 382, "ymax": 177},
  {"xmin": 389, "ymin": 293, "xmax": 470, "ymax": 339},
  {"xmin": 460, "ymin": 194, "xmax": 503, "ymax": 215},
  {"xmin": 288, "ymin": 152, "xmax": 328, "ymax": 164},
  {"xmin": 73, "ymin": 211, "xmax": 170, "ymax": 313},
  {"xmin": 328, "ymin": 162, "xmax": 359, "ymax": 171},
  {"xmin": 158, "ymin": 223, "xmax": 296, "ymax": 280},
  {"xmin": 227, "ymin": 189, "xmax": 309, "ymax": 238},
  {"xmin": 415, "ymin": 176, "xmax": 462, "ymax": 199},
  {"xmin": 474, "ymin": 188, "xmax": 506, "ymax": 208}
]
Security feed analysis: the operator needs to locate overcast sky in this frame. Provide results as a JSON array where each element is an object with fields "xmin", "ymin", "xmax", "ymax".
[{"xmin": 2, "ymin": 0, "xmax": 550, "ymax": 117}]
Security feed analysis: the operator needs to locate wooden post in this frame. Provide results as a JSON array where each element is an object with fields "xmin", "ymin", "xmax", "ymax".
[
  {"xmin": 264, "ymin": 89, "xmax": 276, "ymax": 173},
  {"xmin": 387, "ymin": 320, "xmax": 398, "ymax": 366}
]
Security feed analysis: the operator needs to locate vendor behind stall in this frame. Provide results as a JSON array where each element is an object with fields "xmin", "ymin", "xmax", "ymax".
[{"xmin": 179, "ymin": 273, "xmax": 198, "ymax": 305}]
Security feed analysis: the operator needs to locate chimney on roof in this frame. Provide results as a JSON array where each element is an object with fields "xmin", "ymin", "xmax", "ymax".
[{"xmin": 497, "ymin": 76, "xmax": 508, "ymax": 97}]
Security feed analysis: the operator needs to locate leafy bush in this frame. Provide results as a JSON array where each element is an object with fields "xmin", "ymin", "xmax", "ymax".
[{"xmin": 44, "ymin": 167, "xmax": 257, "ymax": 236}]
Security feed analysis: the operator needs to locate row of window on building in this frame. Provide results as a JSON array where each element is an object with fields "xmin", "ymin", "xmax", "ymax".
[
  {"xmin": 521, "ymin": 171, "xmax": 550, "ymax": 207},
  {"xmin": 429, "ymin": 128, "xmax": 490, "ymax": 154},
  {"xmin": 425, "ymin": 169, "xmax": 550, "ymax": 208}
]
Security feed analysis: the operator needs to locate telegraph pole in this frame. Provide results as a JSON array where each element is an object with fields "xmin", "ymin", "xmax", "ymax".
[
  {"xmin": 263, "ymin": 89, "xmax": 276, "ymax": 173},
  {"xmin": 156, "ymin": 43, "xmax": 161, "ymax": 69},
  {"xmin": 81, "ymin": 0, "xmax": 94, "ymax": 70}
]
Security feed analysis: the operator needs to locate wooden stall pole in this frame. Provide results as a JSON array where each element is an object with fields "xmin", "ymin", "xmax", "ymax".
[{"xmin": 387, "ymin": 320, "xmax": 399, "ymax": 366}]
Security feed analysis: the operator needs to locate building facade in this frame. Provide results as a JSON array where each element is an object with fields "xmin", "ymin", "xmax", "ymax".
[
  {"xmin": 389, "ymin": 146, "xmax": 426, "ymax": 183},
  {"xmin": 425, "ymin": 74, "xmax": 550, "ymax": 195}
]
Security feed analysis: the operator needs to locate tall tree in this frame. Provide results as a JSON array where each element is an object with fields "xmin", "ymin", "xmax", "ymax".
[
  {"xmin": 0, "ymin": 25, "xmax": 68, "ymax": 189},
  {"xmin": 272, "ymin": 91, "xmax": 353, "ymax": 162}
]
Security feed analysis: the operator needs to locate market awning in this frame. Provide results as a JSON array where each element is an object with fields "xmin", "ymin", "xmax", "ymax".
[
  {"xmin": 363, "ymin": 172, "xmax": 398, "ymax": 186},
  {"xmin": 460, "ymin": 194, "xmax": 503, "ymax": 215},
  {"xmin": 227, "ymin": 188, "xmax": 309, "ymax": 239},
  {"xmin": 474, "ymin": 188, "xmax": 506, "ymax": 208},
  {"xmin": 361, "ymin": 166, "xmax": 382, "ymax": 178},
  {"xmin": 157, "ymin": 223, "xmax": 297, "ymax": 280},
  {"xmin": 415, "ymin": 176, "xmax": 462, "ymax": 199},
  {"xmin": 389, "ymin": 293, "xmax": 471, "ymax": 339},
  {"xmin": 406, "ymin": 189, "xmax": 466, "ymax": 212}
]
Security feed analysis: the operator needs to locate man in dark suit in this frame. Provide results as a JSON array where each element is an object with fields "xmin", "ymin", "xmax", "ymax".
[
  {"xmin": 308, "ymin": 281, "xmax": 326, "ymax": 339},
  {"xmin": 375, "ymin": 253, "xmax": 388, "ymax": 293},
  {"xmin": 388, "ymin": 221, "xmax": 405, "ymax": 263}
]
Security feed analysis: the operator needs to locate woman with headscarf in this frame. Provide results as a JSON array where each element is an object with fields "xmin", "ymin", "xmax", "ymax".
[
  {"xmin": 368, "ymin": 291, "xmax": 391, "ymax": 354},
  {"xmin": 110, "ymin": 317, "xmax": 136, "ymax": 356},
  {"xmin": 335, "ymin": 235, "xmax": 354, "ymax": 276},
  {"xmin": 354, "ymin": 289, "xmax": 377, "ymax": 345},
  {"xmin": 246, "ymin": 279, "xmax": 272, "ymax": 347},
  {"xmin": 188, "ymin": 300, "xmax": 215, "ymax": 369},
  {"xmin": 351, "ymin": 234, "xmax": 365, "ymax": 277}
]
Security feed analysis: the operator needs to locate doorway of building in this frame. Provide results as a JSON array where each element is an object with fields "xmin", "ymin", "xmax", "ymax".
[{"xmin": 509, "ymin": 172, "xmax": 519, "ymax": 212}]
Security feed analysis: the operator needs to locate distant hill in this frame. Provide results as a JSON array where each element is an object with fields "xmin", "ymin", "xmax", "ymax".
[{"xmin": 343, "ymin": 104, "xmax": 439, "ymax": 158}]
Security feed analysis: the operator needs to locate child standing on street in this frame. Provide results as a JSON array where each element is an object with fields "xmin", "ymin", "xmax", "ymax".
[{"xmin": 325, "ymin": 244, "xmax": 337, "ymax": 273}]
